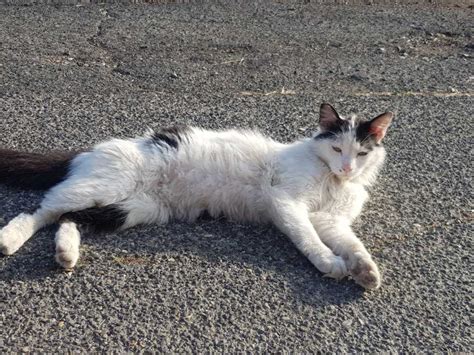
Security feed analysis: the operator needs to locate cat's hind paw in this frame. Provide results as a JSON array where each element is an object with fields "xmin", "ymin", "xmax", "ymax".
[
  {"xmin": 0, "ymin": 229, "xmax": 23, "ymax": 255},
  {"xmin": 55, "ymin": 250, "xmax": 79, "ymax": 270},
  {"xmin": 55, "ymin": 221, "xmax": 81, "ymax": 269},
  {"xmin": 0, "ymin": 216, "xmax": 31, "ymax": 256},
  {"xmin": 349, "ymin": 252, "xmax": 381, "ymax": 290}
]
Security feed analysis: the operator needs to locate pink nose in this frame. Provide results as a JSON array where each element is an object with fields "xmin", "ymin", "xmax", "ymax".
[{"xmin": 342, "ymin": 164, "xmax": 352, "ymax": 173}]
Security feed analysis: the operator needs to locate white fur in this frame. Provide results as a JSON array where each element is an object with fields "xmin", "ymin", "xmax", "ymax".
[
  {"xmin": 0, "ymin": 125, "xmax": 388, "ymax": 288},
  {"xmin": 0, "ymin": 212, "xmax": 52, "ymax": 255},
  {"xmin": 55, "ymin": 221, "xmax": 81, "ymax": 269}
]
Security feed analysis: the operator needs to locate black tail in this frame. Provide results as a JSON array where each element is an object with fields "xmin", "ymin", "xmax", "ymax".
[{"xmin": 0, "ymin": 149, "xmax": 78, "ymax": 190}]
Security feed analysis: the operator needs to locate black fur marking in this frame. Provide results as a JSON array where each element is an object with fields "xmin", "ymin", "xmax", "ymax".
[
  {"xmin": 355, "ymin": 121, "xmax": 378, "ymax": 148},
  {"xmin": 315, "ymin": 119, "xmax": 379, "ymax": 149},
  {"xmin": 199, "ymin": 209, "xmax": 215, "ymax": 221},
  {"xmin": 0, "ymin": 149, "xmax": 78, "ymax": 190},
  {"xmin": 314, "ymin": 120, "xmax": 350, "ymax": 140},
  {"xmin": 60, "ymin": 205, "xmax": 128, "ymax": 233},
  {"xmin": 152, "ymin": 133, "xmax": 179, "ymax": 149},
  {"xmin": 150, "ymin": 125, "xmax": 189, "ymax": 150},
  {"xmin": 314, "ymin": 130, "xmax": 338, "ymax": 140}
]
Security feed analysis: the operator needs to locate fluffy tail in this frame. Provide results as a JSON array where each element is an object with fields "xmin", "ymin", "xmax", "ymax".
[{"xmin": 0, "ymin": 149, "xmax": 78, "ymax": 190}]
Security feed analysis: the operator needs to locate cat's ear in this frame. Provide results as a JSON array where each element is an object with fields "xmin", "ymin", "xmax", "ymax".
[
  {"xmin": 319, "ymin": 103, "xmax": 343, "ymax": 131},
  {"xmin": 369, "ymin": 112, "xmax": 393, "ymax": 143}
]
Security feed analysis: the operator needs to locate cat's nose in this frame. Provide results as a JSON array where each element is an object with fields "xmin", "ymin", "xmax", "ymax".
[{"xmin": 342, "ymin": 164, "xmax": 352, "ymax": 173}]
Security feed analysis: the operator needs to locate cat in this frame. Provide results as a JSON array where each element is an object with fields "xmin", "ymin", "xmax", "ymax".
[{"xmin": 0, "ymin": 103, "xmax": 392, "ymax": 289}]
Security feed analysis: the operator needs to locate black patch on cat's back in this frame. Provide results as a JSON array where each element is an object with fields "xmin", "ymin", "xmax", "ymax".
[
  {"xmin": 60, "ymin": 204, "xmax": 128, "ymax": 233},
  {"xmin": 150, "ymin": 125, "xmax": 190, "ymax": 150},
  {"xmin": 152, "ymin": 132, "xmax": 179, "ymax": 149}
]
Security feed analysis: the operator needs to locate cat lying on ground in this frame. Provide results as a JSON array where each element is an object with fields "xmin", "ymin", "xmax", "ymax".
[{"xmin": 0, "ymin": 103, "xmax": 392, "ymax": 289}]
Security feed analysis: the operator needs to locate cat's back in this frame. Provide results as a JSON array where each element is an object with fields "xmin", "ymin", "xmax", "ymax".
[
  {"xmin": 183, "ymin": 127, "xmax": 281, "ymax": 164},
  {"xmin": 177, "ymin": 126, "xmax": 283, "ymax": 189}
]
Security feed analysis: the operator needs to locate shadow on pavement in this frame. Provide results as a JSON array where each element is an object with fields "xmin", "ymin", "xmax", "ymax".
[{"xmin": 0, "ymin": 215, "xmax": 366, "ymax": 306}]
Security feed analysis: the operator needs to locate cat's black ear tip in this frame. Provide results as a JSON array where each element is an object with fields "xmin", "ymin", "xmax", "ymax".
[
  {"xmin": 319, "ymin": 103, "xmax": 341, "ymax": 126},
  {"xmin": 320, "ymin": 103, "xmax": 338, "ymax": 115}
]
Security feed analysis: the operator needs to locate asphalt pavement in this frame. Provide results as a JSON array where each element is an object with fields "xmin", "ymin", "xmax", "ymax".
[{"xmin": 0, "ymin": 1, "xmax": 472, "ymax": 352}]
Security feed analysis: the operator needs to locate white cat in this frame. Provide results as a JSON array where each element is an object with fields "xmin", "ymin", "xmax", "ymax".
[{"xmin": 0, "ymin": 103, "xmax": 392, "ymax": 289}]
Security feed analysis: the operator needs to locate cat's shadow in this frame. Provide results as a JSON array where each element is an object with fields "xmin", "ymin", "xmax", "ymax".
[{"xmin": 0, "ymin": 215, "xmax": 365, "ymax": 306}]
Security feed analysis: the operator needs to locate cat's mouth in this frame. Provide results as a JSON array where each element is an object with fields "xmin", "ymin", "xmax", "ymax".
[
  {"xmin": 316, "ymin": 156, "xmax": 354, "ymax": 181},
  {"xmin": 333, "ymin": 170, "xmax": 359, "ymax": 182}
]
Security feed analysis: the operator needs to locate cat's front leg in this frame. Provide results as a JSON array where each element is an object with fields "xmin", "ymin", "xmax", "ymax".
[
  {"xmin": 269, "ymin": 198, "xmax": 347, "ymax": 279},
  {"xmin": 309, "ymin": 212, "xmax": 381, "ymax": 289}
]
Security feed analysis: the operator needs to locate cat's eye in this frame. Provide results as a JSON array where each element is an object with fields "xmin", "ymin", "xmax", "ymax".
[
  {"xmin": 357, "ymin": 151, "xmax": 368, "ymax": 156},
  {"xmin": 332, "ymin": 146, "xmax": 342, "ymax": 153}
]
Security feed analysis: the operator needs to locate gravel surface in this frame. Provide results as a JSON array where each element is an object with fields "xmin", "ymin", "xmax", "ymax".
[{"xmin": 0, "ymin": 2, "xmax": 472, "ymax": 352}]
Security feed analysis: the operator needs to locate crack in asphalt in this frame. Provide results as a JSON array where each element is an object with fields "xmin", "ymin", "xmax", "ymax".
[{"xmin": 85, "ymin": 8, "xmax": 120, "ymax": 71}]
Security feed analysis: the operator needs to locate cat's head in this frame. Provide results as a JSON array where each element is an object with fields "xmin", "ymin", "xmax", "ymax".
[{"xmin": 313, "ymin": 103, "xmax": 393, "ymax": 183}]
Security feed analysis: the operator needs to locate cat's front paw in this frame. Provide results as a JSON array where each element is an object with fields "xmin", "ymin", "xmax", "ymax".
[
  {"xmin": 349, "ymin": 252, "xmax": 381, "ymax": 289},
  {"xmin": 315, "ymin": 253, "xmax": 348, "ymax": 280}
]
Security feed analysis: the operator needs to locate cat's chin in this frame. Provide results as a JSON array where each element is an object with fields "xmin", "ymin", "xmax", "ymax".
[{"xmin": 334, "ymin": 173, "xmax": 358, "ymax": 182}]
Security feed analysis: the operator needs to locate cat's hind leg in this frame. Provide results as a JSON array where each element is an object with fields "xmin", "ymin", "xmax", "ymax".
[
  {"xmin": 0, "ymin": 175, "xmax": 125, "ymax": 256},
  {"xmin": 55, "ymin": 220, "xmax": 81, "ymax": 269},
  {"xmin": 55, "ymin": 204, "xmax": 131, "ymax": 269},
  {"xmin": 0, "ymin": 209, "xmax": 56, "ymax": 255},
  {"xmin": 52, "ymin": 204, "xmax": 127, "ymax": 269},
  {"xmin": 0, "ymin": 193, "xmax": 97, "ymax": 256},
  {"xmin": 52, "ymin": 195, "xmax": 171, "ymax": 269}
]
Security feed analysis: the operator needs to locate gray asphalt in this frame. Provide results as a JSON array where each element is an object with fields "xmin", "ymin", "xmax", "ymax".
[{"xmin": 0, "ymin": 1, "xmax": 472, "ymax": 352}]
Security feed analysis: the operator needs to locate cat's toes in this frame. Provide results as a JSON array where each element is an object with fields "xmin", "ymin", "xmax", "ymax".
[
  {"xmin": 0, "ymin": 228, "xmax": 24, "ymax": 255},
  {"xmin": 55, "ymin": 221, "xmax": 80, "ymax": 269},
  {"xmin": 55, "ymin": 248, "xmax": 79, "ymax": 269},
  {"xmin": 316, "ymin": 253, "xmax": 348, "ymax": 280},
  {"xmin": 349, "ymin": 253, "xmax": 381, "ymax": 289},
  {"xmin": 55, "ymin": 237, "xmax": 79, "ymax": 269}
]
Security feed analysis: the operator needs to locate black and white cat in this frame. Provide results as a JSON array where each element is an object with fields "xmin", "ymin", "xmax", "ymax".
[{"xmin": 0, "ymin": 103, "xmax": 392, "ymax": 289}]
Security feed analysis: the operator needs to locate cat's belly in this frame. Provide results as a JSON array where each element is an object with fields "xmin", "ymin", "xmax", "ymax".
[
  {"xmin": 176, "ymin": 188, "xmax": 268, "ymax": 223},
  {"xmin": 165, "ymin": 177, "xmax": 270, "ymax": 224},
  {"xmin": 162, "ymin": 150, "xmax": 274, "ymax": 223}
]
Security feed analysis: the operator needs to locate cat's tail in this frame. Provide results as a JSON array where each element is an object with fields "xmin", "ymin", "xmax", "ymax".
[{"xmin": 0, "ymin": 149, "xmax": 79, "ymax": 190}]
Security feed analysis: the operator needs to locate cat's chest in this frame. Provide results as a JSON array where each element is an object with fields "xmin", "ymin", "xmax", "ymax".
[{"xmin": 307, "ymin": 180, "xmax": 368, "ymax": 218}]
